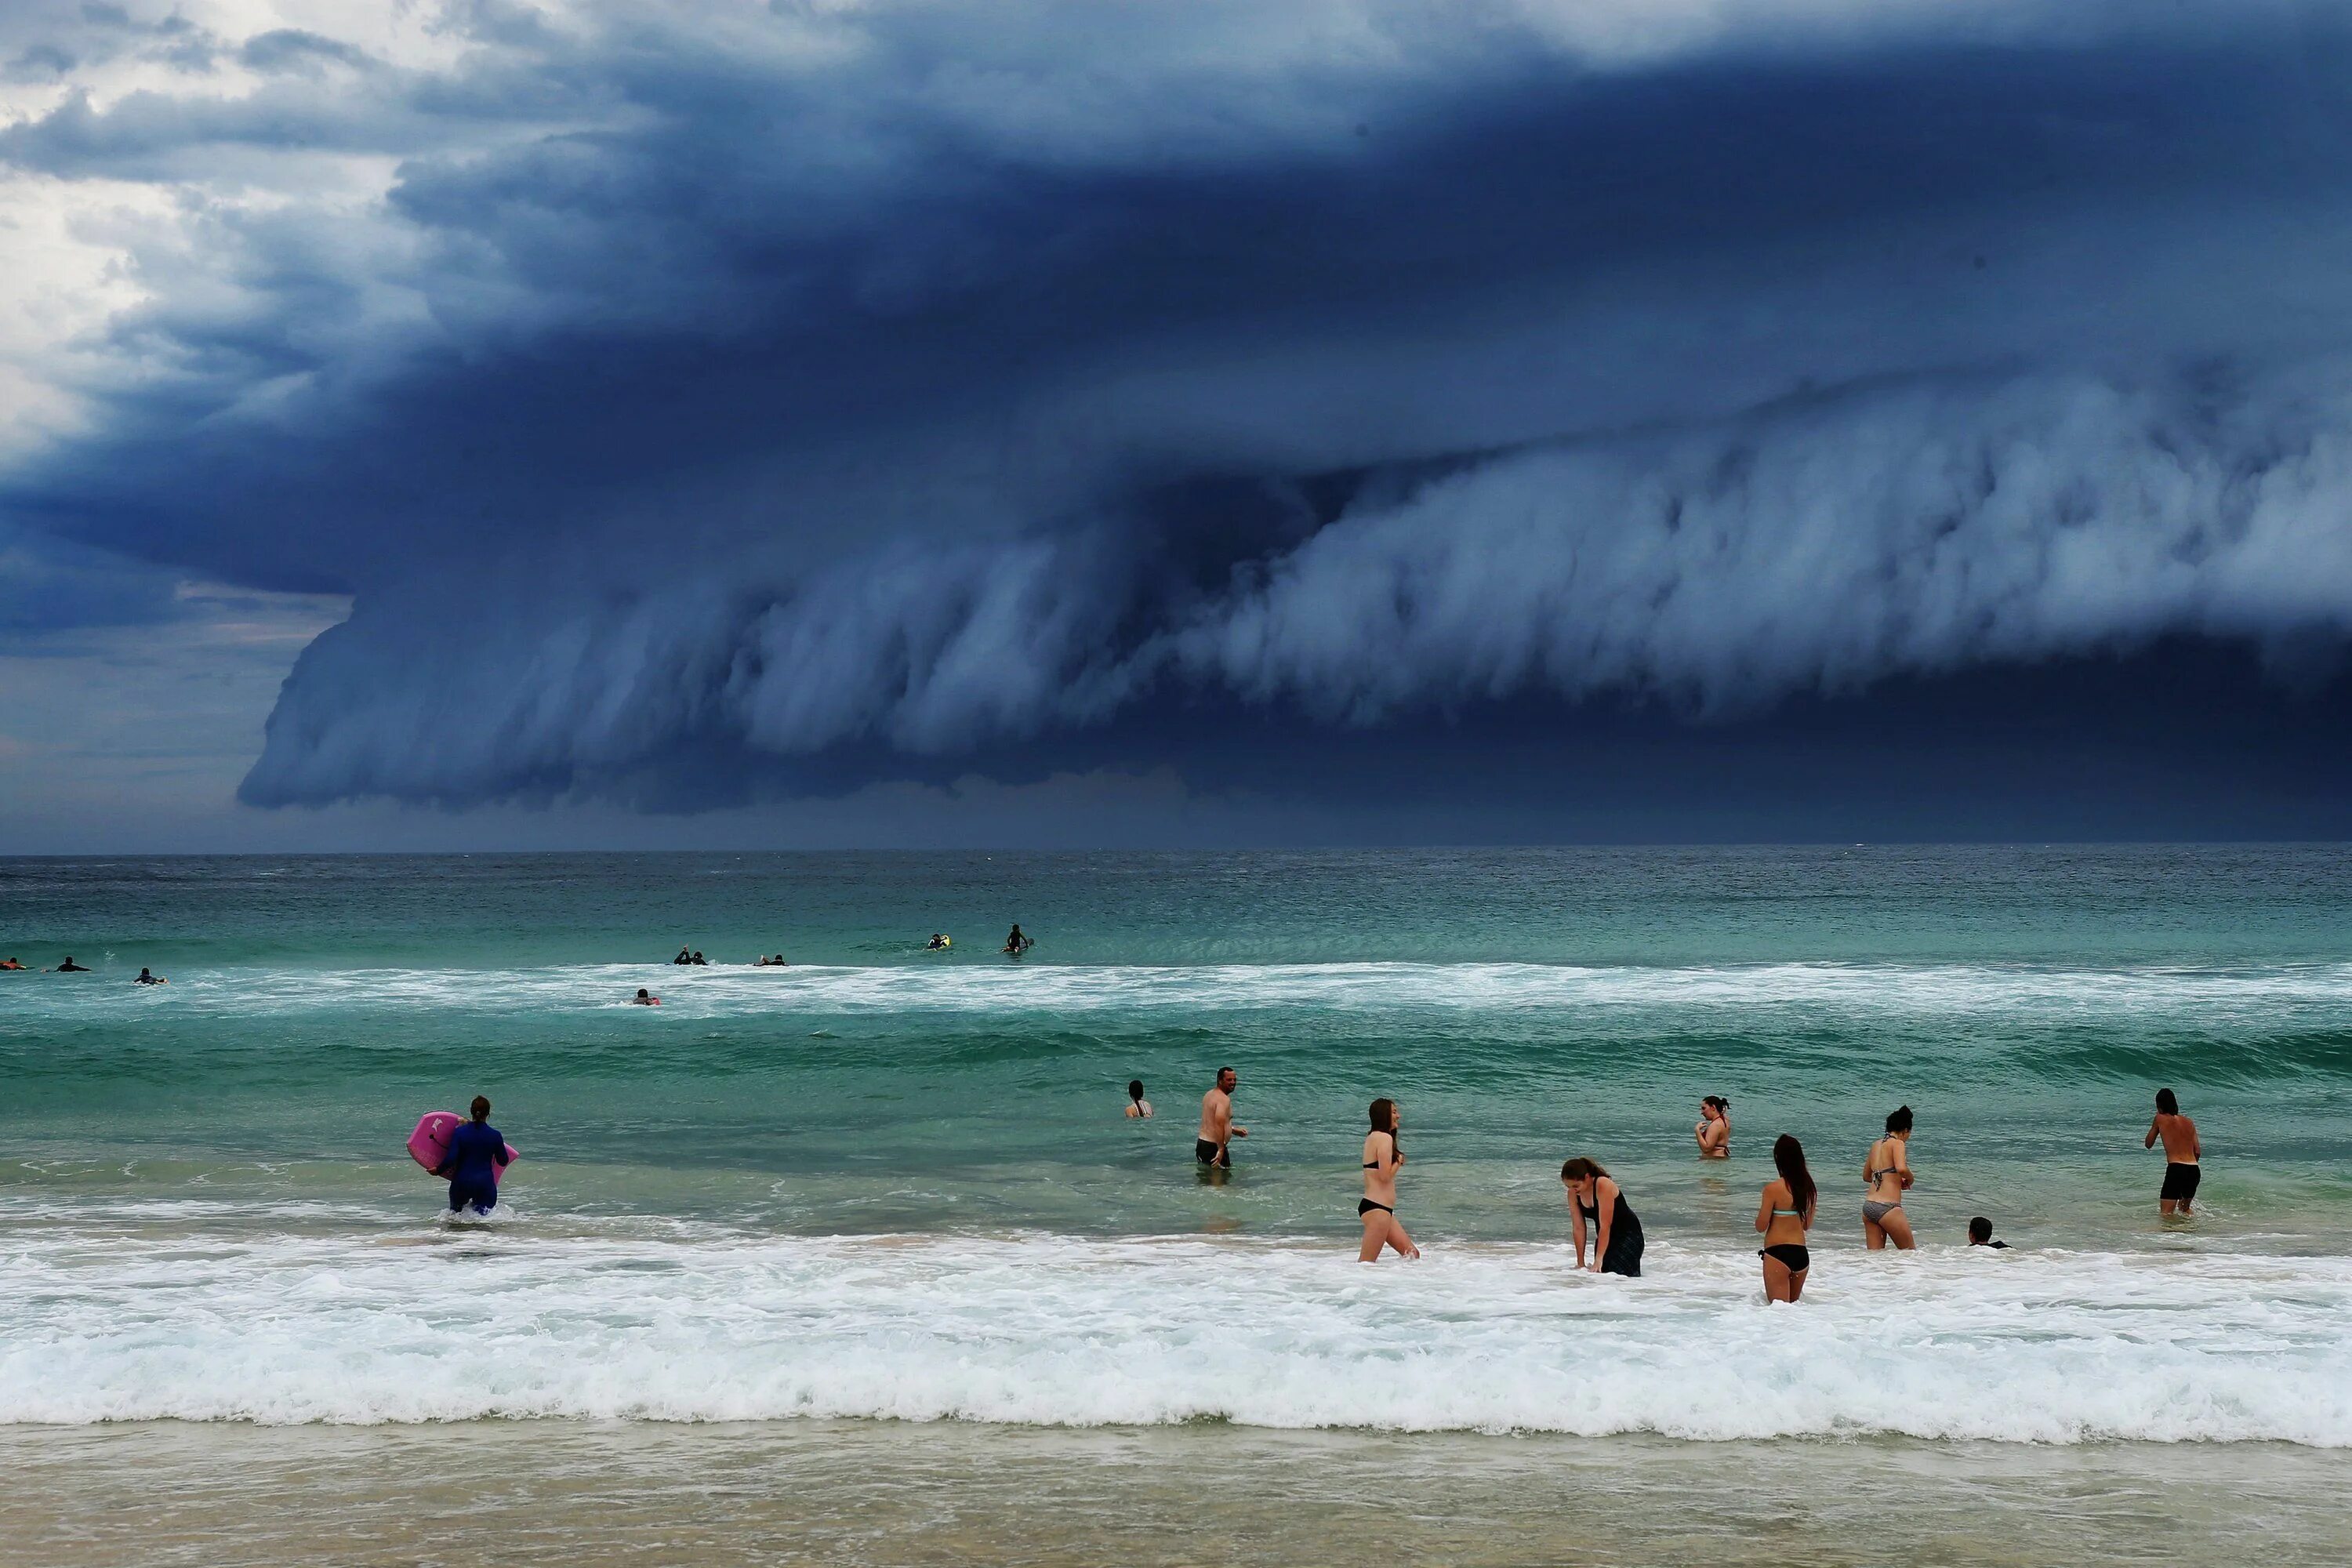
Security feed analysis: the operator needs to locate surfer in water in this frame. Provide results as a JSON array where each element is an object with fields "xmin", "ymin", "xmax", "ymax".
[
  {"xmin": 0, "ymin": 957, "xmax": 24, "ymax": 970},
  {"xmin": 434, "ymin": 1095, "xmax": 511, "ymax": 1215},
  {"xmin": 927, "ymin": 934, "xmax": 951, "ymax": 950},
  {"xmin": 1003, "ymin": 925, "xmax": 1033, "ymax": 956},
  {"xmin": 50, "ymin": 956, "xmax": 91, "ymax": 972},
  {"xmin": 134, "ymin": 967, "xmax": 167, "ymax": 985},
  {"xmin": 673, "ymin": 946, "xmax": 693, "ymax": 965},
  {"xmin": 632, "ymin": 988, "xmax": 661, "ymax": 1005}
]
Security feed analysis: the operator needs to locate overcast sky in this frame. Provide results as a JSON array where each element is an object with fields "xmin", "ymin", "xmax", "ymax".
[{"xmin": 5, "ymin": 0, "xmax": 2352, "ymax": 851}]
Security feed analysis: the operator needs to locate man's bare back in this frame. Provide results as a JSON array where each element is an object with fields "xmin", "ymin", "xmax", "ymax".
[
  {"xmin": 2148, "ymin": 1112, "xmax": 2200, "ymax": 1164},
  {"xmin": 2146, "ymin": 1089, "xmax": 2201, "ymax": 1214}
]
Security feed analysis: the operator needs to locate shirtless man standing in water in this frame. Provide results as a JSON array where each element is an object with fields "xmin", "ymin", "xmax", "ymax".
[
  {"xmin": 2146, "ymin": 1087, "xmax": 2202, "ymax": 1215},
  {"xmin": 1196, "ymin": 1066, "xmax": 1247, "ymax": 1169}
]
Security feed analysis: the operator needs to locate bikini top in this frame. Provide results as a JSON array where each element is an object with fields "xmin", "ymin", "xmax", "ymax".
[
  {"xmin": 1771, "ymin": 1207, "xmax": 1802, "ymax": 1215},
  {"xmin": 1866, "ymin": 1141, "xmax": 1902, "ymax": 1181}
]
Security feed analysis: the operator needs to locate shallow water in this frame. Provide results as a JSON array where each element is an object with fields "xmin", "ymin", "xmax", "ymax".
[{"xmin": 4, "ymin": 848, "xmax": 2350, "ymax": 1558}]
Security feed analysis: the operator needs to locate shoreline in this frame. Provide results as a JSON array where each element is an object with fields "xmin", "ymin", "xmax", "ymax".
[{"xmin": 6, "ymin": 1421, "xmax": 2350, "ymax": 1566}]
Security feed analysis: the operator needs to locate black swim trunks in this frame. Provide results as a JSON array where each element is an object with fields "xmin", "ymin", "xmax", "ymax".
[
  {"xmin": 1195, "ymin": 1138, "xmax": 1228, "ymax": 1167},
  {"xmin": 2161, "ymin": 1163, "xmax": 2201, "ymax": 1203},
  {"xmin": 1358, "ymin": 1199, "xmax": 1392, "ymax": 1216}
]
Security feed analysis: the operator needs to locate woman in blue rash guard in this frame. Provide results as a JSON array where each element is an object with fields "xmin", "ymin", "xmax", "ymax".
[{"xmin": 435, "ymin": 1095, "xmax": 511, "ymax": 1215}]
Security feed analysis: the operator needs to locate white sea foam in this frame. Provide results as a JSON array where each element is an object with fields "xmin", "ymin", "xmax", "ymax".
[
  {"xmin": 3, "ymin": 1229, "xmax": 2347, "ymax": 1441},
  {"xmin": 34, "ymin": 959, "xmax": 2352, "ymax": 1024}
]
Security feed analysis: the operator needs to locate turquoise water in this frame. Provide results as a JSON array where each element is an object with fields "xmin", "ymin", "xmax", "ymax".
[{"xmin": 4, "ymin": 847, "xmax": 2351, "ymax": 1436}]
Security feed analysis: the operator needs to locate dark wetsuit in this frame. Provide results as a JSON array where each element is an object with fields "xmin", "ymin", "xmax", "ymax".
[
  {"xmin": 438, "ymin": 1120, "xmax": 509, "ymax": 1214},
  {"xmin": 1577, "ymin": 1189, "xmax": 1646, "ymax": 1277}
]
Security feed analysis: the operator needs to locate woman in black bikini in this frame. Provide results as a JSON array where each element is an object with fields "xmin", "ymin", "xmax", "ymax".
[
  {"xmin": 1560, "ymin": 1157, "xmax": 1644, "ymax": 1276},
  {"xmin": 1756, "ymin": 1134, "xmax": 1817, "ymax": 1303},
  {"xmin": 1358, "ymin": 1098, "xmax": 1419, "ymax": 1261}
]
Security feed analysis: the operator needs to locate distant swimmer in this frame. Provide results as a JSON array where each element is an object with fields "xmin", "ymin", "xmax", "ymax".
[
  {"xmin": 1562, "ymin": 1157, "xmax": 1643, "ymax": 1276},
  {"xmin": 1359, "ymin": 1098, "xmax": 1419, "ymax": 1261},
  {"xmin": 927, "ymin": 934, "xmax": 951, "ymax": 950},
  {"xmin": 753, "ymin": 954, "xmax": 789, "ymax": 967},
  {"xmin": 1756, "ymin": 1134, "xmax": 1818, "ymax": 1302},
  {"xmin": 691, "ymin": 951, "xmax": 709, "ymax": 966},
  {"xmin": 1126, "ymin": 1080, "xmax": 1152, "ymax": 1119},
  {"xmin": 134, "ymin": 967, "xmax": 167, "ymax": 985},
  {"xmin": 1695, "ymin": 1095, "xmax": 1731, "ymax": 1158},
  {"xmin": 434, "ymin": 1095, "xmax": 511, "ymax": 1216},
  {"xmin": 1196, "ymin": 1066, "xmax": 1246, "ymax": 1169},
  {"xmin": 1862, "ymin": 1105, "xmax": 1917, "ymax": 1250},
  {"xmin": 673, "ymin": 947, "xmax": 694, "ymax": 965},
  {"xmin": 2147, "ymin": 1087, "xmax": 2202, "ymax": 1215},
  {"xmin": 1968, "ymin": 1215, "xmax": 2009, "ymax": 1249},
  {"xmin": 0, "ymin": 957, "xmax": 24, "ymax": 970},
  {"xmin": 51, "ymin": 956, "xmax": 90, "ymax": 972},
  {"xmin": 1002, "ymin": 924, "xmax": 1033, "ymax": 956},
  {"xmin": 632, "ymin": 988, "xmax": 661, "ymax": 1005}
]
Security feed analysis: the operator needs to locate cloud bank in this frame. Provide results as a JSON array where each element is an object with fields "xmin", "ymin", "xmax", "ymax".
[{"xmin": 4, "ymin": 0, "xmax": 2351, "ymax": 812}]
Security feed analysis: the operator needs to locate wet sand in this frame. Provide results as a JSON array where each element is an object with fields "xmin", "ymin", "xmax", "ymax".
[{"xmin": 5, "ymin": 1421, "xmax": 2348, "ymax": 1566}]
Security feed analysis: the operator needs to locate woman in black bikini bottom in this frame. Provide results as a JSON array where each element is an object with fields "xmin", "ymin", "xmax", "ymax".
[
  {"xmin": 1756, "ymin": 1134, "xmax": 1819, "ymax": 1303},
  {"xmin": 1358, "ymin": 1098, "xmax": 1419, "ymax": 1261}
]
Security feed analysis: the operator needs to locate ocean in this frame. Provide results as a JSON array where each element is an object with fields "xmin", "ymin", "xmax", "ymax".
[{"xmin": 4, "ymin": 846, "xmax": 2350, "ymax": 1564}]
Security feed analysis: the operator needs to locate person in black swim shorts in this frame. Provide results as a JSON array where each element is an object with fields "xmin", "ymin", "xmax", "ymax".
[
  {"xmin": 2146, "ymin": 1087, "xmax": 2202, "ymax": 1215},
  {"xmin": 1196, "ymin": 1066, "xmax": 1245, "ymax": 1170}
]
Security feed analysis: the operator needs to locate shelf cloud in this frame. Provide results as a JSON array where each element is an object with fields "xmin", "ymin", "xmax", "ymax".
[{"xmin": 5, "ymin": 1, "xmax": 2351, "ymax": 811}]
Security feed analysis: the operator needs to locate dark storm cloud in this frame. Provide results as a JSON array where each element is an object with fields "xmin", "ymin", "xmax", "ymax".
[{"xmin": 4, "ymin": 0, "xmax": 2352, "ymax": 812}]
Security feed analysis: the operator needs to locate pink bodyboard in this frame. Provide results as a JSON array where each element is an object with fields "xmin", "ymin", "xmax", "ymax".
[{"xmin": 408, "ymin": 1111, "xmax": 520, "ymax": 1185}]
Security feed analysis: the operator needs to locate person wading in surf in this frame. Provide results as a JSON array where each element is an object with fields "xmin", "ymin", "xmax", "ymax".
[
  {"xmin": 1196, "ymin": 1066, "xmax": 1246, "ymax": 1171},
  {"xmin": 2146, "ymin": 1088, "xmax": 2202, "ymax": 1215}
]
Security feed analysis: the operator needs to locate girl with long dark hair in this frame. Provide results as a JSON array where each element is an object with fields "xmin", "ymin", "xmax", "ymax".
[
  {"xmin": 1863, "ymin": 1105, "xmax": 1917, "ymax": 1250},
  {"xmin": 1561, "ymin": 1156, "xmax": 1645, "ymax": 1276},
  {"xmin": 1358, "ymin": 1098, "xmax": 1419, "ymax": 1261},
  {"xmin": 1756, "ymin": 1134, "xmax": 1817, "ymax": 1302}
]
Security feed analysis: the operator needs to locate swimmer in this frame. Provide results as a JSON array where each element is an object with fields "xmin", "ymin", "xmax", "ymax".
[
  {"xmin": 631, "ymin": 988, "xmax": 661, "ymax": 1005},
  {"xmin": 927, "ymin": 933, "xmax": 951, "ymax": 950},
  {"xmin": 433, "ymin": 1094, "xmax": 510, "ymax": 1216},
  {"xmin": 753, "ymin": 953, "xmax": 788, "ymax": 967},
  {"xmin": 1695, "ymin": 1095, "xmax": 1731, "ymax": 1158},
  {"xmin": 691, "ymin": 951, "xmax": 708, "ymax": 966},
  {"xmin": 1968, "ymin": 1215, "xmax": 2009, "ymax": 1248},
  {"xmin": 1756, "ymin": 1134, "xmax": 1818, "ymax": 1302},
  {"xmin": 1863, "ymin": 1105, "xmax": 1917, "ymax": 1250},
  {"xmin": 1196, "ymin": 1066, "xmax": 1246, "ymax": 1169},
  {"xmin": 0, "ymin": 957, "xmax": 24, "ymax": 971},
  {"xmin": 50, "ymin": 956, "xmax": 90, "ymax": 972},
  {"xmin": 1003, "ymin": 924, "xmax": 1033, "ymax": 956},
  {"xmin": 673, "ymin": 947, "xmax": 693, "ymax": 965},
  {"xmin": 2147, "ymin": 1088, "xmax": 2202, "ymax": 1215},
  {"xmin": 1359, "ymin": 1098, "xmax": 1419, "ymax": 1261},
  {"xmin": 134, "ymin": 967, "xmax": 167, "ymax": 985},
  {"xmin": 1125, "ymin": 1080, "xmax": 1152, "ymax": 1119},
  {"xmin": 1562, "ymin": 1156, "xmax": 1644, "ymax": 1276}
]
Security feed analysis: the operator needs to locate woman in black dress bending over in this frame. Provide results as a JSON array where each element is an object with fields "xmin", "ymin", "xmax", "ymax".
[{"xmin": 1561, "ymin": 1157, "xmax": 1644, "ymax": 1276}]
